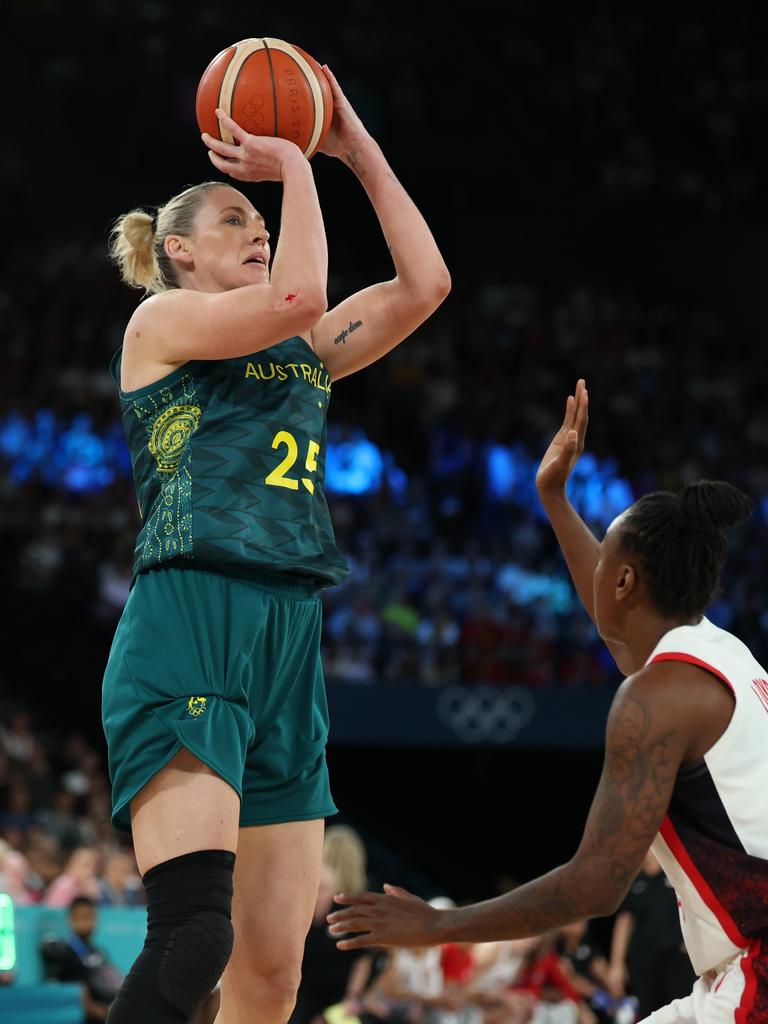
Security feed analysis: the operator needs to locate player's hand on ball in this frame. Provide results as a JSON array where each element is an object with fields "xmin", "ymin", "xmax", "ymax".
[
  {"xmin": 317, "ymin": 66, "xmax": 372, "ymax": 160},
  {"xmin": 202, "ymin": 109, "xmax": 306, "ymax": 182},
  {"xmin": 327, "ymin": 884, "xmax": 444, "ymax": 950},
  {"xmin": 535, "ymin": 378, "xmax": 589, "ymax": 495}
]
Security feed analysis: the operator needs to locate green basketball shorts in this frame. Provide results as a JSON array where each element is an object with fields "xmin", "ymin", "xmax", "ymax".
[{"xmin": 102, "ymin": 564, "xmax": 337, "ymax": 833}]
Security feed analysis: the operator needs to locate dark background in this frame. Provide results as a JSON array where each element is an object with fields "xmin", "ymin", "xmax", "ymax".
[{"xmin": 2, "ymin": 0, "xmax": 767, "ymax": 903}]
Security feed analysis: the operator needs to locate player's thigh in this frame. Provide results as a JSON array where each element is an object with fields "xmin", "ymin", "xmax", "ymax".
[
  {"xmin": 130, "ymin": 747, "xmax": 241, "ymax": 875},
  {"xmin": 225, "ymin": 818, "xmax": 325, "ymax": 979}
]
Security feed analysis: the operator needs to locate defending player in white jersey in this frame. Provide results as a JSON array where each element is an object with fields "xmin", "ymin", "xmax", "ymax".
[{"xmin": 327, "ymin": 380, "xmax": 768, "ymax": 1024}]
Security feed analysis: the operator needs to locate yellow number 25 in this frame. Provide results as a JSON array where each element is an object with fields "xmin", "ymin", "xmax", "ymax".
[{"xmin": 265, "ymin": 431, "xmax": 321, "ymax": 495}]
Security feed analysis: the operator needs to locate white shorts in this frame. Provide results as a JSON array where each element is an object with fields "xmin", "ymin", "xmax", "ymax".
[{"xmin": 641, "ymin": 947, "xmax": 762, "ymax": 1024}]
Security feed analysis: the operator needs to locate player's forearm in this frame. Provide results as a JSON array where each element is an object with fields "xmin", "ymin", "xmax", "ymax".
[
  {"xmin": 269, "ymin": 154, "xmax": 328, "ymax": 306},
  {"xmin": 434, "ymin": 860, "xmax": 617, "ymax": 944},
  {"xmin": 341, "ymin": 137, "xmax": 451, "ymax": 302},
  {"xmin": 538, "ymin": 490, "xmax": 601, "ymax": 620}
]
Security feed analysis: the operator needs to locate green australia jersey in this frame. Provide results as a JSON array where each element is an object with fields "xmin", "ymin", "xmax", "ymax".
[{"xmin": 110, "ymin": 336, "xmax": 349, "ymax": 587}]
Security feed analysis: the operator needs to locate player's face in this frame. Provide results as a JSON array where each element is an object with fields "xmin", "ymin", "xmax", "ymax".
[{"xmin": 191, "ymin": 187, "xmax": 271, "ymax": 290}]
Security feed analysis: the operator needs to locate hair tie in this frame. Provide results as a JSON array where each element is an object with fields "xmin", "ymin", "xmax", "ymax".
[{"xmin": 150, "ymin": 209, "xmax": 159, "ymax": 234}]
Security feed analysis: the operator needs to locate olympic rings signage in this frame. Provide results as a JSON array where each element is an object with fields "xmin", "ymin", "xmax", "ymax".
[{"xmin": 435, "ymin": 685, "xmax": 536, "ymax": 745}]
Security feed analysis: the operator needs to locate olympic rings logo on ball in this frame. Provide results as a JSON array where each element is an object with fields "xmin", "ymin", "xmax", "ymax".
[
  {"xmin": 149, "ymin": 405, "xmax": 202, "ymax": 473},
  {"xmin": 436, "ymin": 685, "xmax": 536, "ymax": 744}
]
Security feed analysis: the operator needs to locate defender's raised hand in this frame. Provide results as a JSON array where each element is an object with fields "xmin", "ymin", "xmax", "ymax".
[{"xmin": 535, "ymin": 379, "xmax": 589, "ymax": 495}]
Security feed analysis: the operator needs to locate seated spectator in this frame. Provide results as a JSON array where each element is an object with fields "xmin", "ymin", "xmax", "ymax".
[
  {"xmin": 512, "ymin": 935, "xmax": 595, "ymax": 1024},
  {"xmin": 466, "ymin": 938, "xmax": 538, "ymax": 1024},
  {"xmin": 0, "ymin": 839, "xmax": 37, "ymax": 904},
  {"xmin": 40, "ymin": 895, "xmax": 123, "ymax": 1023},
  {"xmin": 45, "ymin": 845, "xmax": 101, "ymax": 907},
  {"xmin": 365, "ymin": 939, "xmax": 468, "ymax": 1024},
  {"xmin": 96, "ymin": 849, "xmax": 142, "ymax": 907},
  {"xmin": 324, "ymin": 825, "xmax": 368, "ymax": 897},
  {"xmin": 557, "ymin": 921, "xmax": 633, "ymax": 1023}
]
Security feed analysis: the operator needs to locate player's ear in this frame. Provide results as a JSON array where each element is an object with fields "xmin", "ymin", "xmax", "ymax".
[
  {"xmin": 164, "ymin": 234, "xmax": 194, "ymax": 267},
  {"xmin": 615, "ymin": 563, "xmax": 637, "ymax": 603}
]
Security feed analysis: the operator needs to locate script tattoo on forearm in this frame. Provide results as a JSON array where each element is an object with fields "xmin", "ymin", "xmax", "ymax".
[
  {"xmin": 334, "ymin": 319, "xmax": 363, "ymax": 346},
  {"xmin": 450, "ymin": 689, "xmax": 679, "ymax": 942}
]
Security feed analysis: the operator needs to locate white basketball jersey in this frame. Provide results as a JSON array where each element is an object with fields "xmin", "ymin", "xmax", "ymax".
[{"xmin": 647, "ymin": 617, "xmax": 768, "ymax": 975}]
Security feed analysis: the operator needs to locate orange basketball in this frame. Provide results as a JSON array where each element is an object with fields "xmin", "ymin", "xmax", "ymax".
[{"xmin": 196, "ymin": 38, "xmax": 333, "ymax": 159}]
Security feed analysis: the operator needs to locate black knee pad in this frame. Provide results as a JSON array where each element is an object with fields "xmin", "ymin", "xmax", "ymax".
[{"xmin": 107, "ymin": 849, "xmax": 235, "ymax": 1024}]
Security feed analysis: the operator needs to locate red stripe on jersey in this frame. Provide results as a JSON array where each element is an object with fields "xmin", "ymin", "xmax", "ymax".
[
  {"xmin": 735, "ymin": 940, "xmax": 760, "ymax": 1024},
  {"xmin": 752, "ymin": 679, "xmax": 768, "ymax": 713},
  {"xmin": 660, "ymin": 815, "xmax": 749, "ymax": 949},
  {"xmin": 651, "ymin": 652, "xmax": 736, "ymax": 695}
]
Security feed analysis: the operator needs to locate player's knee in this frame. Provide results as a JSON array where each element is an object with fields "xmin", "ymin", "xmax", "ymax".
[
  {"xmin": 254, "ymin": 969, "xmax": 302, "ymax": 1020},
  {"xmin": 157, "ymin": 908, "xmax": 234, "ymax": 1017},
  {"xmin": 107, "ymin": 849, "xmax": 235, "ymax": 1024},
  {"xmin": 233, "ymin": 955, "xmax": 302, "ymax": 1018}
]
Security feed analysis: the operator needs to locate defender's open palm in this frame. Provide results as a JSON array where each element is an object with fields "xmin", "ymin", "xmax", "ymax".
[
  {"xmin": 535, "ymin": 379, "xmax": 589, "ymax": 494},
  {"xmin": 328, "ymin": 884, "xmax": 441, "ymax": 950},
  {"xmin": 202, "ymin": 109, "xmax": 306, "ymax": 182}
]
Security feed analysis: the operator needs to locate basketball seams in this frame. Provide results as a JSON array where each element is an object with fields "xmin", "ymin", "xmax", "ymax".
[
  {"xmin": 262, "ymin": 38, "xmax": 323, "ymax": 157},
  {"xmin": 262, "ymin": 39, "xmax": 280, "ymax": 144},
  {"xmin": 218, "ymin": 39, "xmax": 265, "ymax": 145}
]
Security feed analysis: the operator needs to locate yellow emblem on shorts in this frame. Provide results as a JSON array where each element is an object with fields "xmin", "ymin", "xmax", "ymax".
[
  {"xmin": 149, "ymin": 404, "xmax": 202, "ymax": 473},
  {"xmin": 187, "ymin": 696, "xmax": 207, "ymax": 718}
]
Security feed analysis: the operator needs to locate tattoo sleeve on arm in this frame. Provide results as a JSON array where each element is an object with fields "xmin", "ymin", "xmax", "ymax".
[{"xmin": 445, "ymin": 674, "xmax": 686, "ymax": 943}]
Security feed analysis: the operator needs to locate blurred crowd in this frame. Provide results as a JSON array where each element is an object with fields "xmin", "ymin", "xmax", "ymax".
[{"xmin": 0, "ymin": 707, "xmax": 141, "ymax": 911}]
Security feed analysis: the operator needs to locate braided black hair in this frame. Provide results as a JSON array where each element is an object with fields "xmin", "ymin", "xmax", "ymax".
[{"xmin": 617, "ymin": 480, "xmax": 753, "ymax": 620}]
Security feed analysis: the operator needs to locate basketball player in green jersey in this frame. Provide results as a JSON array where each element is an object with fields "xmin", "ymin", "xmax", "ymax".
[{"xmin": 102, "ymin": 67, "xmax": 450, "ymax": 1024}]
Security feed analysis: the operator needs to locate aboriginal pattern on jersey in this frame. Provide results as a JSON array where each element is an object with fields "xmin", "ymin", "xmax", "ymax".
[
  {"xmin": 110, "ymin": 337, "xmax": 349, "ymax": 587},
  {"xmin": 667, "ymin": 764, "xmax": 768, "ymax": 941},
  {"xmin": 129, "ymin": 376, "xmax": 200, "ymax": 565}
]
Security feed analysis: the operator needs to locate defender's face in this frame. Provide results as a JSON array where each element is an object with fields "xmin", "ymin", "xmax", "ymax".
[
  {"xmin": 190, "ymin": 186, "xmax": 271, "ymax": 290},
  {"xmin": 593, "ymin": 514, "xmax": 630, "ymax": 644}
]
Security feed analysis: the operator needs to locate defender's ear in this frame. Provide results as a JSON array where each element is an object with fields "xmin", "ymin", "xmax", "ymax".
[{"xmin": 616, "ymin": 563, "xmax": 637, "ymax": 602}]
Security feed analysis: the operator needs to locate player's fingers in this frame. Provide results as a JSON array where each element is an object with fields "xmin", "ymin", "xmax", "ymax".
[
  {"xmin": 216, "ymin": 108, "xmax": 249, "ymax": 143},
  {"xmin": 202, "ymin": 133, "xmax": 242, "ymax": 160},
  {"xmin": 561, "ymin": 394, "xmax": 574, "ymax": 431},
  {"xmin": 336, "ymin": 935, "xmax": 373, "ymax": 951},
  {"xmin": 383, "ymin": 883, "xmax": 416, "ymax": 900},
  {"xmin": 333, "ymin": 891, "xmax": 379, "ymax": 907},
  {"xmin": 321, "ymin": 64, "xmax": 345, "ymax": 100},
  {"xmin": 328, "ymin": 913, "xmax": 372, "ymax": 934},
  {"xmin": 207, "ymin": 150, "xmax": 233, "ymax": 170},
  {"xmin": 575, "ymin": 388, "xmax": 589, "ymax": 438}
]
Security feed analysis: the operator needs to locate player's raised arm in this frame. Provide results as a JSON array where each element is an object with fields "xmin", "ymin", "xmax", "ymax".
[
  {"xmin": 535, "ymin": 381, "xmax": 633, "ymax": 675},
  {"xmin": 118, "ymin": 113, "xmax": 329, "ymax": 365},
  {"xmin": 305, "ymin": 67, "xmax": 451, "ymax": 381}
]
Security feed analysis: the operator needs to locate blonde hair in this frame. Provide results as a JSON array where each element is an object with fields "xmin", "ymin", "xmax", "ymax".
[
  {"xmin": 109, "ymin": 180, "xmax": 224, "ymax": 294},
  {"xmin": 323, "ymin": 825, "xmax": 367, "ymax": 895}
]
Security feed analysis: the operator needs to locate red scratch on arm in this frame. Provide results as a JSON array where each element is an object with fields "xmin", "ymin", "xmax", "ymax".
[{"xmin": 285, "ymin": 293, "xmax": 297, "ymax": 302}]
